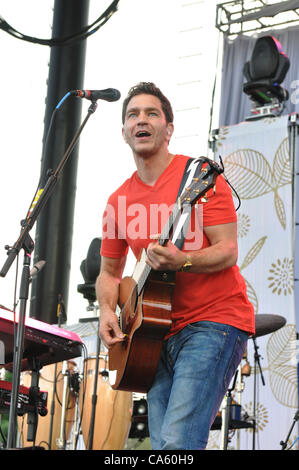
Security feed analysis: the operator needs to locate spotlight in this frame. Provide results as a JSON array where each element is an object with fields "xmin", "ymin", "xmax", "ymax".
[
  {"xmin": 243, "ymin": 36, "xmax": 290, "ymax": 118},
  {"xmin": 129, "ymin": 398, "xmax": 149, "ymax": 440}
]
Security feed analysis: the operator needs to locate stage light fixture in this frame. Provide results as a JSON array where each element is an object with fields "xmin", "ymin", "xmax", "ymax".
[
  {"xmin": 129, "ymin": 398, "xmax": 149, "ymax": 440},
  {"xmin": 77, "ymin": 237, "xmax": 102, "ymax": 305},
  {"xmin": 243, "ymin": 36, "xmax": 290, "ymax": 117}
]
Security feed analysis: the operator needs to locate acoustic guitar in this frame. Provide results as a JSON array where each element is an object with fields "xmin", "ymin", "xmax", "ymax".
[{"xmin": 108, "ymin": 158, "xmax": 224, "ymax": 393}]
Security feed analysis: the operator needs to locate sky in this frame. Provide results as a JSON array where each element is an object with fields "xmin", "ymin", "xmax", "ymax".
[{"xmin": 0, "ymin": 0, "xmax": 221, "ymax": 325}]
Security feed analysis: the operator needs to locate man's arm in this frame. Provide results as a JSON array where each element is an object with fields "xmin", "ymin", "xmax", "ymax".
[
  {"xmin": 96, "ymin": 255, "xmax": 127, "ymax": 349},
  {"xmin": 145, "ymin": 222, "xmax": 238, "ymax": 273}
]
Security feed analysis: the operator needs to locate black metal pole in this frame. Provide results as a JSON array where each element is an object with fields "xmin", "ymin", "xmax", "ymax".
[
  {"xmin": 6, "ymin": 249, "xmax": 32, "ymax": 448},
  {"xmin": 30, "ymin": 0, "xmax": 90, "ymax": 324}
]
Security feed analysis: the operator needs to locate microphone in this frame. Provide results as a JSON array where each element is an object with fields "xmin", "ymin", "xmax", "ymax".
[
  {"xmin": 29, "ymin": 260, "xmax": 46, "ymax": 280},
  {"xmin": 71, "ymin": 88, "xmax": 121, "ymax": 102}
]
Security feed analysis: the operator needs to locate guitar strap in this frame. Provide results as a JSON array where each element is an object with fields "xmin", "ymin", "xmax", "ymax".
[{"xmin": 172, "ymin": 157, "xmax": 205, "ymax": 249}]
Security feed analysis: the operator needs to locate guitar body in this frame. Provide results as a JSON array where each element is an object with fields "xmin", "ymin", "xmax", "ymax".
[{"xmin": 109, "ymin": 267, "xmax": 175, "ymax": 393}]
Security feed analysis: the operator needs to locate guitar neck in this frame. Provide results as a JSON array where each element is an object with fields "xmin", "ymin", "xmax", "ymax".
[
  {"xmin": 135, "ymin": 158, "xmax": 224, "ymax": 295},
  {"xmin": 137, "ymin": 263, "xmax": 152, "ymax": 295},
  {"xmin": 136, "ymin": 202, "xmax": 187, "ymax": 295}
]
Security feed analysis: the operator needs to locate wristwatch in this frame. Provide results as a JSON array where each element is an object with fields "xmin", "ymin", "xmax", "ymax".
[{"xmin": 179, "ymin": 254, "xmax": 192, "ymax": 272}]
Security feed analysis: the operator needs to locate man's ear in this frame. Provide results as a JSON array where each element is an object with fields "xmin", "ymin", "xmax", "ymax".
[
  {"xmin": 166, "ymin": 123, "xmax": 174, "ymax": 142},
  {"xmin": 122, "ymin": 127, "xmax": 127, "ymax": 143}
]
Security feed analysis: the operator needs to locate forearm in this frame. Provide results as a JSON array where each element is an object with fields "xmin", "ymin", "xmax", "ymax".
[
  {"xmin": 182, "ymin": 240, "xmax": 237, "ymax": 274},
  {"xmin": 146, "ymin": 223, "xmax": 238, "ymax": 274},
  {"xmin": 96, "ymin": 271, "xmax": 120, "ymax": 313},
  {"xmin": 96, "ymin": 255, "xmax": 127, "ymax": 348}
]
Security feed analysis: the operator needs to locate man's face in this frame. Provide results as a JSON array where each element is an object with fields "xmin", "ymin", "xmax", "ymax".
[{"xmin": 122, "ymin": 93, "xmax": 173, "ymax": 157}]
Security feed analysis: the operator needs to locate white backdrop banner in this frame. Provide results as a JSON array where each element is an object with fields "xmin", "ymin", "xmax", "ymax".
[{"xmin": 209, "ymin": 114, "xmax": 298, "ymax": 450}]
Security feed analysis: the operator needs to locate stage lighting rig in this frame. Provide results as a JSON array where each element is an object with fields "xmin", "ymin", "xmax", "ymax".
[{"xmin": 243, "ymin": 36, "xmax": 290, "ymax": 119}]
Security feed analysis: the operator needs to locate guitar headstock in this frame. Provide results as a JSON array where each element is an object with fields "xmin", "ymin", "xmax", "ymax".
[{"xmin": 179, "ymin": 158, "xmax": 224, "ymax": 207}]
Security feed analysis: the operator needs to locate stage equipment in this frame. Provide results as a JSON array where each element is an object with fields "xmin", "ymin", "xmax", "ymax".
[
  {"xmin": 216, "ymin": 1, "xmax": 299, "ymax": 37},
  {"xmin": 0, "ymin": 309, "xmax": 82, "ymax": 371},
  {"xmin": 280, "ymin": 409, "xmax": 299, "ymax": 450},
  {"xmin": 0, "ymin": 95, "xmax": 98, "ymax": 449},
  {"xmin": 77, "ymin": 238, "xmax": 102, "ymax": 307},
  {"xmin": 129, "ymin": 397, "xmax": 149, "ymax": 440},
  {"xmin": 243, "ymin": 36, "xmax": 290, "ymax": 119},
  {"xmin": 218, "ymin": 314, "xmax": 286, "ymax": 450},
  {"xmin": 77, "ymin": 238, "xmax": 102, "ymax": 448},
  {"xmin": 0, "ymin": 379, "xmax": 48, "ymax": 418},
  {"xmin": 79, "ymin": 353, "xmax": 132, "ymax": 449},
  {"xmin": 18, "ymin": 360, "xmax": 78, "ymax": 450}
]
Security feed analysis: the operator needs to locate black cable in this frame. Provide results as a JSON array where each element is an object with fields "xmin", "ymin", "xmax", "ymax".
[
  {"xmin": 0, "ymin": 0, "xmax": 120, "ymax": 47},
  {"xmin": 218, "ymin": 155, "xmax": 242, "ymax": 212},
  {"xmin": 24, "ymin": 107, "xmax": 58, "ymax": 222}
]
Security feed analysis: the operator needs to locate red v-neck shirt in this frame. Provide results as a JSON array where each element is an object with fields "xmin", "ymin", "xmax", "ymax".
[{"xmin": 101, "ymin": 155, "xmax": 255, "ymax": 337}]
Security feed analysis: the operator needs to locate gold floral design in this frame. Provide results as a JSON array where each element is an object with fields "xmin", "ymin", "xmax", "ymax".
[
  {"xmin": 261, "ymin": 117, "xmax": 278, "ymax": 125},
  {"xmin": 223, "ymin": 138, "xmax": 291, "ymax": 229},
  {"xmin": 243, "ymin": 401, "xmax": 269, "ymax": 433},
  {"xmin": 268, "ymin": 258, "xmax": 294, "ymax": 296},
  {"xmin": 237, "ymin": 213, "xmax": 251, "ymax": 238}
]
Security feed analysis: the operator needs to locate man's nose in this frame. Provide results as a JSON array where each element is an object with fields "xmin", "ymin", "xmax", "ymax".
[{"xmin": 136, "ymin": 111, "xmax": 148, "ymax": 124}]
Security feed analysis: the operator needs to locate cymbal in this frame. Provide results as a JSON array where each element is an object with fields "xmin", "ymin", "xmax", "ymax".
[{"xmin": 254, "ymin": 314, "xmax": 286, "ymax": 338}]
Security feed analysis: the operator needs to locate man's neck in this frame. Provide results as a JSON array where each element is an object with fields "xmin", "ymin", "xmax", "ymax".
[{"xmin": 134, "ymin": 151, "xmax": 174, "ymax": 186}]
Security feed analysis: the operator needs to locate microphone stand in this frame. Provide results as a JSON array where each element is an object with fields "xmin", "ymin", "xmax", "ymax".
[
  {"xmin": 87, "ymin": 307, "xmax": 101, "ymax": 450},
  {"xmin": 48, "ymin": 300, "xmax": 66, "ymax": 449},
  {"xmin": 252, "ymin": 337, "xmax": 265, "ymax": 450},
  {"xmin": 0, "ymin": 100, "xmax": 98, "ymax": 449}
]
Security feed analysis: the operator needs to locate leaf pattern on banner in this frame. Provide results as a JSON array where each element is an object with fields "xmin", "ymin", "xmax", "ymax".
[
  {"xmin": 266, "ymin": 325, "xmax": 298, "ymax": 408},
  {"xmin": 274, "ymin": 190, "xmax": 287, "ymax": 229},
  {"xmin": 239, "ymin": 236, "xmax": 267, "ymax": 314},
  {"xmin": 239, "ymin": 236, "xmax": 267, "ymax": 271},
  {"xmin": 223, "ymin": 138, "xmax": 291, "ymax": 229},
  {"xmin": 244, "ymin": 278, "xmax": 258, "ymax": 314},
  {"xmin": 272, "ymin": 138, "xmax": 292, "ymax": 187},
  {"xmin": 224, "ymin": 149, "xmax": 273, "ymax": 198}
]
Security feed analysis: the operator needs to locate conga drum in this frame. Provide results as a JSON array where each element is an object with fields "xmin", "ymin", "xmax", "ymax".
[
  {"xmin": 18, "ymin": 360, "xmax": 78, "ymax": 449},
  {"xmin": 80, "ymin": 354, "xmax": 132, "ymax": 450}
]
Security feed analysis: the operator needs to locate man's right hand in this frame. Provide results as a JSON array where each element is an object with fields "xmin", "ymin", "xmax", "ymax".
[{"xmin": 99, "ymin": 308, "xmax": 125, "ymax": 349}]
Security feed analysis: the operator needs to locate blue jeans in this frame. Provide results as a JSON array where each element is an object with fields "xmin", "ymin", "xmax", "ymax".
[{"xmin": 147, "ymin": 321, "xmax": 248, "ymax": 450}]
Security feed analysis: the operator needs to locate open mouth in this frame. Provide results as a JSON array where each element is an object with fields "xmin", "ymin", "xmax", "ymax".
[{"xmin": 135, "ymin": 130, "xmax": 152, "ymax": 138}]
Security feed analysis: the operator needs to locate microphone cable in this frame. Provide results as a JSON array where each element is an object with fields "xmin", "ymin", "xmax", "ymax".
[{"xmin": 218, "ymin": 155, "xmax": 242, "ymax": 212}]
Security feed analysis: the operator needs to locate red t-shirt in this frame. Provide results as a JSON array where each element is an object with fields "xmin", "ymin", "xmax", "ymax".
[{"xmin": 101, "ymin": 155, "xmax": 255, "ymax": 336}]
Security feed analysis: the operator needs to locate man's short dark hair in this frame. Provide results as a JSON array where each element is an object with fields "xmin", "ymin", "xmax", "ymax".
[{"xmin": 122, "ymin": 82, "xmax": 174, "ymax": 124}]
